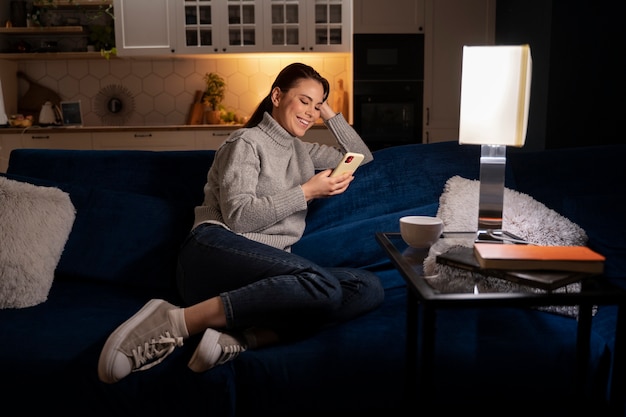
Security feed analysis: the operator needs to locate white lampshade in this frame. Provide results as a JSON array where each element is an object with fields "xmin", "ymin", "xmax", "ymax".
[{"xmin": 458, "ymin": 45, "xmax": 532, "ymax": 147}]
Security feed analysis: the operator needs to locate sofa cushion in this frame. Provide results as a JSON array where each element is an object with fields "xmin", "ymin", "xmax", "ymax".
[{"xmin": 0, "ymin": 177, "xmax": 75, "ymax": 308}]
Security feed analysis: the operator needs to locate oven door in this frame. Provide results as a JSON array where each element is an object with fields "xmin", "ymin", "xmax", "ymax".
[{"xmin": 353, "ymin": 81, "xmax": 423, "ymax": 150}]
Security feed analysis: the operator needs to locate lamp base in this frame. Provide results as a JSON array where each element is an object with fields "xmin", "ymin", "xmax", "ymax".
[{"xmin": 475, "ymin": 229, "xmax": 529, "ymax": 245}]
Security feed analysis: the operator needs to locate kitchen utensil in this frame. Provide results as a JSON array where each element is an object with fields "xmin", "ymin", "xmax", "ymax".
[
  {"xmin": 186, "ymin": 90, "xmax": 205, "ymax": 125},
  {"xmin": 39, "ymin": 101, "xmax": 62, "ymax": 126}
]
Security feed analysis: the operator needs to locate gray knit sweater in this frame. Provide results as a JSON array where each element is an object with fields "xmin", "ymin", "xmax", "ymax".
[{"xmin": 193, "ymin": 112, "xmax": 373, "ymax": 251}]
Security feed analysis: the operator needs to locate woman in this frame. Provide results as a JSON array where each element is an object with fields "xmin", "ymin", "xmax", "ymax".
[{"xmin": 98, "ymin": 63, "xmax": 384, "ymax": 384}]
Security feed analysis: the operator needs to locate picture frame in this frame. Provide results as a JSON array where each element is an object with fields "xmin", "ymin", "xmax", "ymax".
[{"xmin": 60, "ymin": 101, "xmax": 83, "ymax": 127}]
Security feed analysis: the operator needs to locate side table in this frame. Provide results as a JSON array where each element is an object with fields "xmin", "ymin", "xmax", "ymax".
[{"xmin": 376, "ymin": 231, "xmax": 626, "ymax": 415}]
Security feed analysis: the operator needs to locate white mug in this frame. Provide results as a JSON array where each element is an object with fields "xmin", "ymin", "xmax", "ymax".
[{"xmin": 399, "ymin": 216, "xmax": 444, "ymax": 248}]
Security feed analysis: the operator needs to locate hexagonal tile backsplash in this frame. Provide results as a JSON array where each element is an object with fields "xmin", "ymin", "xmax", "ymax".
[{"xmin": 16, "ymin": 54, "xmax": 351, "ymax": 126}]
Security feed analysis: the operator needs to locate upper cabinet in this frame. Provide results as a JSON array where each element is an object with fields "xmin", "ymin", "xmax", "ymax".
[
  {"xmin": 353, "ymin": 0, "xmax": 424, "ymax": 34},
  {"xmin": 114, "ymin": 0, "xmax": 350, "ymax": 56},
  {"xmin": 176, "ymin": 0, "xmax": 263, "ymax": 54},
  {"xmin": 262, "ymin": 0, "xmax": 350, "ymax": 52},
  {"xmin": 113, "ymin": 0, "xmax": 177, "ymax": 55}
]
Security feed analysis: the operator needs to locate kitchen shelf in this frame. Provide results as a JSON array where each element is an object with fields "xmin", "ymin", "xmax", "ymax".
[
  {"xmin": 0, "ymin": 26, "xmax": 84, "ymax": 34},
  {"xmin": 33, "ymin": 1, "xmax": 113, "ymax": 7},
  {"xmin": 0, "ymin": 51, "xmax": 110, "ymax": 60}
]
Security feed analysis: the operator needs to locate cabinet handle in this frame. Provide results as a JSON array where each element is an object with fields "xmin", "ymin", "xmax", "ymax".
[
  {"xmin": 212, "ymin": 132, "xmax": 230, "ymax": 137},
  {"xmin": 134, "ymin": 133, "xmax": 153, "ymax": 138},
  {"xmin": 426, "ymin": 107, "xmax": 430, "ymax": 126},
  {"xmin": 31, "ymin": 135, "xmax": 50, "ymax": 139}
]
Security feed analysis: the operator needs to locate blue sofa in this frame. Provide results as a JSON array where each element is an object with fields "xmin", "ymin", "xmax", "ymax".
[{"xmin": 1, "ymin": 141, "xmax": 625, "ymax": 416}]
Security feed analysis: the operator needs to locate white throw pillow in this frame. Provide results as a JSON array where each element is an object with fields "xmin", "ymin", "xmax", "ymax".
[{"xmin": 0, "ymin": 177, "xmax": 75, "ymax": 309}]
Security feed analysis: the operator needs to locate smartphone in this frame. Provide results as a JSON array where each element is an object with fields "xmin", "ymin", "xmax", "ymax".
[{"xmin": 329, "ymin": 152, "xmax": 364, "ymax": 177}]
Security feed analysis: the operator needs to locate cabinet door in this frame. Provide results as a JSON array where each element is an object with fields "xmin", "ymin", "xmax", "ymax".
[
  {"xmin": 422, "ymin": 0, "xmax": 495, "ymax": 143},
  {"xmin": 176, "ymin": 0, "xmax": 263, "ymax": 54},
  {"xmin": 0, "ymin": 134, "xmax": 21, "ymax": 173},
  {"xmin": 353, "ymin": 0, "xmax": 424, "ymax": 34},
  {"xmin": 304, "ymin": 0, "xmax": 350, "ymax": 52},
  {"xmin": 114, "ymin": 0, "xmax": 177, "ymax": 55},
  {"xmin": 176, "ymin": 0, "xmax": 221, "ymax": 53},
  {"xmin": 20, "ymin": 132, "xmax": 93, "ymax": 149},
  {"xmin": 263, "ymin": 0, "xmax": 307, "ymax": 52},
  {"xmin": 263, "ymin": 0, "xmax": 350, "ymax": 52},
  {"xmin": 92, "ymin": 131, "xmax": 196, "ymax": 150}
]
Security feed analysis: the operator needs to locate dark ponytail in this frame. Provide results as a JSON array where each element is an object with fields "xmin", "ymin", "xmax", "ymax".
[{"xmin": 245, "ymin": 63, "xmax": 330, "ymax": 128}]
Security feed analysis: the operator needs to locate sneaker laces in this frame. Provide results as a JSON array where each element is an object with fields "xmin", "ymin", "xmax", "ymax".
[
  {"xmin": 131, "ymin": 331, "xmax": 184, "ymax": 372},
  {"xmin": 215, "ymin": 342, "xmax": 246, "ymax": 367}
]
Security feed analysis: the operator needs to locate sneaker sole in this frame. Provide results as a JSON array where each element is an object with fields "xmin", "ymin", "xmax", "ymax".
[
  {"xmin": 97, "ymin": 299, "xmax": 167, "ymax": 383},
  {"xmin": 188, "ymin": 328, "xmax": 221, "ymax": 373}
]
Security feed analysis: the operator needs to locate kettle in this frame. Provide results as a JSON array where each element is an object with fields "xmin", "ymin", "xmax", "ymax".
[{"xmin": 39, "ymin": 101, "xmax": 62, "ymax": 126}]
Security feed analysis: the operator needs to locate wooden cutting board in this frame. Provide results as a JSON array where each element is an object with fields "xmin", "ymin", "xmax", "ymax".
[
  {"xmin": 186, "ymin": 90, "xmax": 205, "ymax": 125},
  {"xmin": 17, "ymin": 71, "xmax": 62, "ymax": 118}
]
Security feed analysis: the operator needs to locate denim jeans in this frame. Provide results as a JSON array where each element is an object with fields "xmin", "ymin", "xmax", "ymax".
[{"xmin": 176, "ymin": 223, "xmax": 384, "ymax": 335}]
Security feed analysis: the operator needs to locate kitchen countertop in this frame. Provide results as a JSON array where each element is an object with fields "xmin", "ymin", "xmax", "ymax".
[
  {"xmin": 0, "ymin": 123, "xmax": 331, "ymax": 134},
  {"xmin": 0, "ymin": 124, "xmax": 243, "ymax": 134}
]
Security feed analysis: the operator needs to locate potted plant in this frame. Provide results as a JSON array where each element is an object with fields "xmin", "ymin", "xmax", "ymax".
[{"xmin": 202, "ymin": 72, "xmax": 226, "ymax": 124}]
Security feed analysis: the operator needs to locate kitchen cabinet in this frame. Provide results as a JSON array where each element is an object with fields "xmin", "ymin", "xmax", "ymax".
[
  {"xmin": 422, "ymin": 0, "xmax": 495, "ymax": 143},
  {"xmin": 0, "ymin": 130, "xmax": 92, "ymax": 172},
  {"xmin": 194, "ymin": 128, "xmax": 235, "ymax": 149},
  {"xmin": 113, "ymin": 0, "xmax": 177, "ymax": 56},
  {"xmin": 92, "ymin": 130, "xmax": 196, "ymax": 150},
  {"xmin": 353, "ymin": 0, "xmax": 424, "ymax": 34},
  {"xmin": 176, "ymin": 0, "xmax": 263, "ymax": 54},
  {"xmin": 302, "ymin": 127, "xmax": 337, "ymax": 146},
  {"xmin": 118, "ymin": 0, "xmax": 350, "ymax": 56},
  {"xmin": 262, "ymin": 0, "xmax": 351, "ymax": 53}
]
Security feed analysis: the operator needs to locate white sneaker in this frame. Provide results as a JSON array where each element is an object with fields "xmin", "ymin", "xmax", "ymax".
[
  {"xmin": 188, "ymin": 328, "xmax": 247, "ymax": 372},
  {"xmin": 98, "ymin": 299, "xmax": 188, "ymax": 384}
]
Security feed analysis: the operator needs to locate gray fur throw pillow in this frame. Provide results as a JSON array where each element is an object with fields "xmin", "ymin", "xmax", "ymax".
[
  {"xmin": 0, "ymin": 177, "xmax": 75, "ymax": 308},
  {"xmin": 423, "ymin": 175, "xmax": 589, "ymax": 317}
]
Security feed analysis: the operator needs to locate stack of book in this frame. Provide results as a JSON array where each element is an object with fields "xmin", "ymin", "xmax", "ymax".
[{"xmin": 436, "ymin": 243, "xmax": 605, "ymax": 291}]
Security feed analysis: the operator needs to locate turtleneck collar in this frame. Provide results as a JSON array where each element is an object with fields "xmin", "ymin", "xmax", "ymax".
[{"xmin": 258, "ymin": 112, "xmax": 296, "ymax": 149}]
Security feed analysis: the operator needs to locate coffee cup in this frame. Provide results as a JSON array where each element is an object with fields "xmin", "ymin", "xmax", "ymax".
[{"xmin": 399, "ymin": 216, "xmax": 444, "ymax": 248}]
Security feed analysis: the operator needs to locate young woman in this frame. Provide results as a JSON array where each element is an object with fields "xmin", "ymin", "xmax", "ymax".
[{"xmin": 98, "ymin": 63, "xmax": 384, "ymax": 384}]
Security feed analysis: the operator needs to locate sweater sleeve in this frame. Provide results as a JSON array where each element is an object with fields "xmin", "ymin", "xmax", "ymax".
[{"xmin": 323, "ymin": 113, "xmax": 374, "ymax": 164}]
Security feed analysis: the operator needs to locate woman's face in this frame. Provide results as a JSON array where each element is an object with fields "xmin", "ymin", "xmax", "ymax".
[{"xmin": 271, "ymin": 78, "xmax": 324, "ymax": 137}]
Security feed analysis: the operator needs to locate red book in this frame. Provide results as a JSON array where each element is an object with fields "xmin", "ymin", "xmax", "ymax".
[{"xmin": 473, "ymin": 243, "xmax": 605, "ymax": 274}]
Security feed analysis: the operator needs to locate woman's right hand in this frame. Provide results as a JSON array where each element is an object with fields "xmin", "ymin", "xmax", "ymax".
[{"xmin": 301, "ymin": 169, "xmax": 354, "ymax": 201}]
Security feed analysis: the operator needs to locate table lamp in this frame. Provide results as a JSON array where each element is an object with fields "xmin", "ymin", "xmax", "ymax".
[{"xmin": 458, "ymin": 44, "xmax": 532, "ymax": 243}]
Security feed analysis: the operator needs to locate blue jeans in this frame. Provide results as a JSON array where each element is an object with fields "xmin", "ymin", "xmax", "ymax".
[{"xmin": 176, "ymin": 223, "xmax": 384, "ymax": 335}]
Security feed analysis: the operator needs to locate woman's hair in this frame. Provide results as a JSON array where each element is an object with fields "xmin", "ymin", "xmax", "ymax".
[{"xmin": 244, "ymin": 63, "xmax": 330, "ymax": 128}]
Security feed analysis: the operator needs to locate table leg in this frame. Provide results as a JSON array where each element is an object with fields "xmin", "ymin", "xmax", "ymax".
[
  {"xmin": 609, "ymin": 303, "xmax": 626, "ymax": 416},
  {"xmin": 576, "ymin": 302, "xmax": 592, "ymax": 405},
  {"xmin": 405, "ymin": 287, "xmax": 418, "ymax": 402},
  {"xmin": 420, "ymin": 304, "xmax": 436, "ymax": 404}
]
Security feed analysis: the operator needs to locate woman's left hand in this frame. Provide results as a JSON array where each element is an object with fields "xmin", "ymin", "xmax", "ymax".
[{"xmin": 319, "ymin": 101, "xmax": 337, "ymax": 121}]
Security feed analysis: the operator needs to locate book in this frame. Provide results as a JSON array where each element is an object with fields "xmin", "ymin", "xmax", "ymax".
[
  {"xmin": 473, "ymin": 243, "xmax": 605, "ymax": 274},
  {"xmin": 458, "ymin": 44, "xmax": 532, "ymax": 147},
  {"xmin": 436, "ymin": 246, "xmax": 594, "ymax": 291}
]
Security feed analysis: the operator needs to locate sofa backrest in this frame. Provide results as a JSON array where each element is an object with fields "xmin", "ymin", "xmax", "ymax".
[{"xmin": 6, "ymin": 149, "xmax": 215, "ymax": 292}]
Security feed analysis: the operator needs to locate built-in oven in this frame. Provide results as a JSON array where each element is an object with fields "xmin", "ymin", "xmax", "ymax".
[
  {"xmin": 353, "ymin": 80, "xmax": 423, "ymax": 150},
  {"xmin": 353, "ymin": 33, "xmax": 424, "ymax": 150}
]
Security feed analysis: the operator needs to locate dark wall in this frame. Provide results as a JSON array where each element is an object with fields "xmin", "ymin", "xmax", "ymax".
[{"xmin": 496, "ymin": 0, "xmax": 626, "ymax": 149}]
